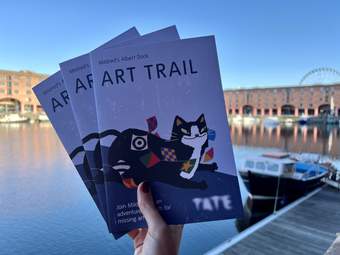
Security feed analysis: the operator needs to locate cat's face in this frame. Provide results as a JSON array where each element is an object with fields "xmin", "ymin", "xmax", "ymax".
[{"xmin": 172, "ymin": 114, "xmax": 208, "ymax": 148}]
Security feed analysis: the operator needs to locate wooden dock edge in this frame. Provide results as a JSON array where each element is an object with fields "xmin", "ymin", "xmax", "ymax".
[
  {"xmin": 205, "ymin": 187, "xmax": 324, "ymax": 255},
  {"xmin": 325, "ymin": 233, "xmax": 340, "ymax": 255}
]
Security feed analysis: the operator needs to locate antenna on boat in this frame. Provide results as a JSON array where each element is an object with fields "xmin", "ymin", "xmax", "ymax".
[{"xmin": 273, "ymin": 175, "xmax": 281, "ymax": 213}]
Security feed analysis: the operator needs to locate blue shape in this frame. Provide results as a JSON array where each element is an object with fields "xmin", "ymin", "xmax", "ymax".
[{"xmin": 208, "ymin": 129, "xmax": 216, "ymax": 141}]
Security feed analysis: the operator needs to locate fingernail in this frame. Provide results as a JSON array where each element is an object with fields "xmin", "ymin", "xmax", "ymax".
[{"xmin": 141, "ymin": 182, "xmax": 150, "ymax": 193}]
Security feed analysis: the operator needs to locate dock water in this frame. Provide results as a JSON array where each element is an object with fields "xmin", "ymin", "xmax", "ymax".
[{"xmin": 206, "ymin": 186, "xmax": 340, "ymax": 255}]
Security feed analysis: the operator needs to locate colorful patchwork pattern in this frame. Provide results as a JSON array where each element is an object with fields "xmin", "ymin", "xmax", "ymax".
[
  {"xmin": 161, "ymin": 147, "xmax": 177, "ymax": 162},
  {"xmin": 140, "ymin": 152, "xmax": 160, "ymax": 168},
  {"xmin": 147, "ymin": 116, "xmax": 158, "ymax": 132},
  {"xmin": 208, "ymin": 129, "xmax": 216, "ymax": 141},
  {"xmin": 204, "ymin": 148, "xmax": 214, "ymax": 162},
  {"xmin": 181, "ymin": 159, "xmax": 196, "ymax": 173},
  {"xmin": 122, "ymin": 178, "xmax": 138, "ymax": 189}
]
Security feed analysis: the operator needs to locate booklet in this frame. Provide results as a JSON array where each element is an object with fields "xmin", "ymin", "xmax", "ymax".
[
  {"xmin": 33, "ymin": 72, "xmax": 130, "ymax": 239},
  {"xmin": 59, "ymin": 27, "xmax": 140, "ymax": 229},
  {"xmin": 90, "ymin": 36, "xmax": 243, "ymax": 233},
  {"xmin": 60, "ymin": 26, "xmax": 180, "ymax": 234},
  {"xmin": 32, "ymin": 72, "xmax": 108, "ymax": 228}
]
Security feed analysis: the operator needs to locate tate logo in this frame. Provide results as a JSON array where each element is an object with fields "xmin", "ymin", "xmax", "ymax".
[{"xmin": 192, "ymin": 195, "xmax": 232, "ymax": 211}]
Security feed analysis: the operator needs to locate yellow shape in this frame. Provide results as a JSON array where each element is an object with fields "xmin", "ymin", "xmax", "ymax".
[{"xmin": 181, "ymin": 161, "xmax": 192, "ymax": 172}]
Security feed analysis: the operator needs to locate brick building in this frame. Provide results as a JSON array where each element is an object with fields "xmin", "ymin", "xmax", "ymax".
[
  {"xmin": 224, "ymin": 84, "xmax": 340, "ymax": 117},
  {"xmin": 0, "ymin": 69, "xmax": 48, "ymax": 114}
]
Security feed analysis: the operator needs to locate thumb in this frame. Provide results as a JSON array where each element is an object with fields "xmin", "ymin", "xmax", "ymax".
[{"xmin": 137, "ymin": 182, "xmax": 166, "ymax": 232}]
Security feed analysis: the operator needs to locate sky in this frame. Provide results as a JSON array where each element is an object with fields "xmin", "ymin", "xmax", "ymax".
[{"xmin": 0, "ymin": 0, "xmax": 339, "ymax": 89}]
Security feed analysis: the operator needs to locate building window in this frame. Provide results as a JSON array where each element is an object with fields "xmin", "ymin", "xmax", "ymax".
[
  {"xmin": 298, "ymin": 109, "xmax": 305, "ymax": 115},
  {"xmin": 264, "ymin": 109, "xmax": 270, "ymax": 115},
  {"xmin": 26, "ymin": 90, "xmax": 32, "ymax": 95},
  {"xmin": 272, "ymin": 109, "xmax": 278, "ymax": 115},
  {"xmin": 7, "ymin": 89, "xmax": 12, "ymax": 95},
  {"xmin": 235, "ymin": 109, "xmax": 239, "ymax": 114},
  {"xmin": 257, "ymin": 109, "xmax": 261, "ymax": 115},
  {"xmin": 24, "ymin": 104, "xmax": 34, "ymax": 112},
  {"xmin": 0, "ymin": 89, "xmax": 5, "ymax": 94},
  {"xmin": 14, "ymin": 90, "xmax": 19, "ymax": 94},
  {"xmin": 7, "ymin": 81, "xmax": 12, "ymax": 86},
  {"xmin": 308, "ymin": 109, "xmax": 315, "ymax": 115},
  {"xmin": 228, "ymin": 109, "xmax": 232, "ymax": 115}
]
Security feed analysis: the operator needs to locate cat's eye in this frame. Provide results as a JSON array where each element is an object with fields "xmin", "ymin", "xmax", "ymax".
[
  {"xmin": 181, "ymin": 128, "xmax": 189, "ymax": 135},
  {"xmin": 200, "ymin": 126, "xmax": 207, "ymax": 133}
]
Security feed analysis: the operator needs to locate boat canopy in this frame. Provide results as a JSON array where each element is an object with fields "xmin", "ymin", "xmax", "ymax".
[{"xmin": 242, "ymin": 156, "xmax": 296, "ymax": 177}]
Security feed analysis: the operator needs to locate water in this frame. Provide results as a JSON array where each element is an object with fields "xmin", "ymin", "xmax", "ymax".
[
  {"xmin": 230, "ymin": 123, "xmax": 340, "ymax": 159},
  {"xmin": 0, "ymin": 123, "xmax": 338, "ymax": 254}
]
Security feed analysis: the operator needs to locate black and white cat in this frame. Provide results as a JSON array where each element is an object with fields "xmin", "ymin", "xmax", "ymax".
[{"xmin": 70, "ymin": 114, "xmax": 218, "ymax": 190}]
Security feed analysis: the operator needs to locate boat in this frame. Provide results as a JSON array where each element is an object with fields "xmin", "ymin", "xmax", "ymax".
[
  {"xmin": 326, "ymin": 114, "xmax": 338, "ymax": 125},
  {"xmin": 231, "ymin": 115, "xmax": 243, "ymax": 125},
  {"xmin": 243, "ymin": 116, "xmax": 258, "ymax": 126},
  {"xmin": 324, "ymin": 173, "xmax": 340, "ymax": 189},
  {"xmin": 284, "ymin": 118, "xmax": 294, "ymax": 127},
  {"xmin": 321, "ymin": 162, "xmax": 340, "ymax": 189},
  {"xmin": 298, "ymin": 115, "xmax": 310, "ymax": 125},
  {"xmin": 290, "ymin": 152, "xmax": 320, "ymax": 163},
  {"xmin": 37, "ymin": 113, "xmax": 49, "ymax": 122},
  {"xmin": 0, "ymin": 114, "xmax": 29, "ymax": 123},
  {"xmin": 263, "ymin": 117, "xmax": 279, "ymax": 127},
  {"xmin": 239, "ymin": 152, "xmax": 329, "ymax": 208}
]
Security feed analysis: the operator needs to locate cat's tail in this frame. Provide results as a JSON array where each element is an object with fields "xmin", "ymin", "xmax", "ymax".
[
  {"xmin": 69, "ymin": 145, "xmax": 85, "ymax": 160},
  {"xmin": 69, "ymin": 129, "xmax": 121, "ymax": 159},
  {"xmin": 99, "ymin": 129, "xmax": 121, "ymax": 139},
  {"xmin": 82, "ymin": 129, "xmax": 121, "ymax": 144}
]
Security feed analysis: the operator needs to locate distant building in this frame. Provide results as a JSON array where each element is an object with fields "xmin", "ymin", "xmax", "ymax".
[
  {"xmin": 224, "ymin": 84, "xmax": 340, "ymax": 117},
  {"xmin": 0, "ymin": 69, "xmax": 48, "ymax": 114}
]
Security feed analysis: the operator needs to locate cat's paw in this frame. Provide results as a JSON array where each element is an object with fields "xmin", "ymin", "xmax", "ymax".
[{"xmin": 198, "ymin": 181, "xmax": 208, "ymax": 190}]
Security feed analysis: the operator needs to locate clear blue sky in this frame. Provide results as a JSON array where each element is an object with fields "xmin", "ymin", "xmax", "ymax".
[{"xmin": 0, "ymin": 0, "xmax": 339, "ymax": 89}]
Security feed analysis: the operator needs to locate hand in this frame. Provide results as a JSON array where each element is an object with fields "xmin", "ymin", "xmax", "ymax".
[{"xmin": 129, "ymin": 182, "xmax": 183, "ymax": 255}]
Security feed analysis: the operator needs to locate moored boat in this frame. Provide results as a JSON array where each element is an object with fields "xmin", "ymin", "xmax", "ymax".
[
  {"xmin": 0, "ymin": 114, "xmax": 29, "ymax": 123},
  {"xmin": 321, "ymin": 162, "xmax": 340, "ymax": 189},
  {"xmin": 297, "ymin": 115, "xmax": 310, "ymax": 125},
  {"xmin": 38, "ymin": 113, "xmax": 49, "ymax": 122},
  {"xmin": 263, "ymin": 117, "xmax": 279, "ymax": 127},
  {"xmin": 239, "ymin": 152, "xmax": 328, "ymax": 206}
]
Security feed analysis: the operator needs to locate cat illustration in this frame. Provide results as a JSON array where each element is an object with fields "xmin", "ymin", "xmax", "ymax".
[{"xmin": 70, "ymin": 114, "xmax": 218, "ymax": 190}]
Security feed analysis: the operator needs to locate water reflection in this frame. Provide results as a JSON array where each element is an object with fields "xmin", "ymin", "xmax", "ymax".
[
  {"xmin": 230, "ymin": 123, "xmax": 340, "ymax": 159},
  {"xmin": 0, "ymin": 122, "xmax": 66, "ymax": 171}
]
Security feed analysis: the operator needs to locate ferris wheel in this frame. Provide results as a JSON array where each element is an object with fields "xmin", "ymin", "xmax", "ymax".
[{"xmin": 299, "ymin": 67, "xmax": 340, "ymax": 86}]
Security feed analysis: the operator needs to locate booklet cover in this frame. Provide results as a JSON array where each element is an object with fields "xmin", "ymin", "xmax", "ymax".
[
  {"xmin": 33, "ymin": 72, "xmax": 130, "ymax": 239},
  {"xmin": 59, "ymin": 27, "xmax": 140, "ymax": 226},
  {"xmin": 90, "ymin": 36, "xmax": 243, "ymax": 232},
  {"xmin": 32, "ymin": 72, "xmax": 107, "ymax": 225},
  {"xmin": 60, "ymin": 26, "xmax": 180, "ymax": 233}
]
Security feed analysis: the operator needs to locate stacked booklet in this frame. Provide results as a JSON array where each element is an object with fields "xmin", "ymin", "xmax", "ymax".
[{"xmin": 33, "ymin": 26, "xmax": 243, "ymax": 239}]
